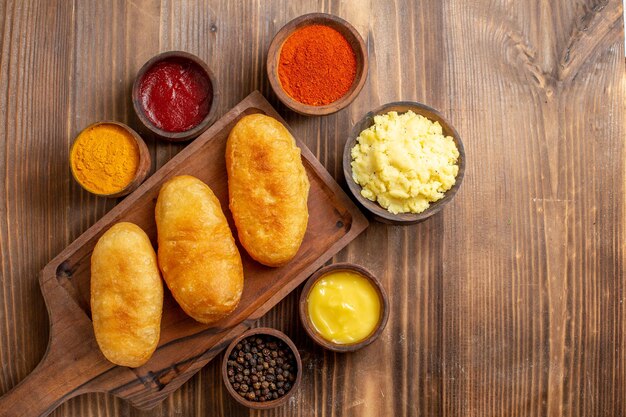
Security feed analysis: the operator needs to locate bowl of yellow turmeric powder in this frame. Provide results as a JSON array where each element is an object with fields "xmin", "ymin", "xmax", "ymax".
[{"xmin": 70, "ymin": 122, "xmax": 151, "ymax": 198}]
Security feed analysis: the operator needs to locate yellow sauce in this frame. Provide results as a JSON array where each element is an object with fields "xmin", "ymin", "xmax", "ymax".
[{"xmin": 307, "ymin": 271, "xmax": 381, "ymax": 345}]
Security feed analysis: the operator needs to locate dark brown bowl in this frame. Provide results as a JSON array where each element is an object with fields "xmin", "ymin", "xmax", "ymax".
[
  {"xmin": 267, "ymin": 13, "xmax": 368, "ymax": 116},
  {"xmin": 132, "ymin": 51, "xmax": 218, "ymax": 142},
  {"xmin": 70, "ymin": 121, "xmax": 151, "ymax": 198},
  {"xmin": 299, "ymin": 263, "xmax": 389, "ymax": 352},
  {"xmin": 343, "ymin": 102, "xmax": 466, "ymax": 225},
  {"xmin": 221, "ymin": 327, "xmax": 302, "ymax": 409}
]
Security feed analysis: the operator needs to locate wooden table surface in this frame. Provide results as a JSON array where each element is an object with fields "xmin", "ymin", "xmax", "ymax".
[{"xmin": 0, "ymin": 1, "xmax": 624, "ymax": 416}]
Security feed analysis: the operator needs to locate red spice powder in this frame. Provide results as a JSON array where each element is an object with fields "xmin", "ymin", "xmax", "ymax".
[{"xmin": 278, "ymin": 25, "xmax": 357, "ymax": 106}]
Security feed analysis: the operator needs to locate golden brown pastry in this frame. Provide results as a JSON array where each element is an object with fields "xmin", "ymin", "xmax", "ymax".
[
  {"xmin": 91, "ymin": 222, "xmax": 163, "ymax": 368},
  {"xmin": 226, "ymin": 114, "xmax": 310, "ymax": 267},
  {"xmin": 155, "ymin": 175, "xmax": 243, "ymax": 324}
]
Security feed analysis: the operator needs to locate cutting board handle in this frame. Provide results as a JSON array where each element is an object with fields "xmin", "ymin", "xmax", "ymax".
[
  {"xmin": 0, "ymin": 347, "xmax": 81, "ymax": 417},
  {"xmin": 0, "ymin": 269, "xmax": 115, "ymax": 416}
]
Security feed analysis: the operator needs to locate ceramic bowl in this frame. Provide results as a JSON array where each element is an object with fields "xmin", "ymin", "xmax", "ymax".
[
  {"xmin": 267, "ymin": 13, "xmax": 368, "ymax": 116},
  {"xmin": 299, "ymin": 263, "xmax": 389, "ymax": 352},
  {"xmin": 221, "ymin": 327, "xmax": 302, "ymax": 409},
  {"xmin": 132, "ymin": 51, "xmax": 218, "ymax": 142},
  {"xmin": 343, "ymin": 101, "xmax": 466, "ymax": 224},
  {"xmin": 70, "ymin": 121, "xmax": 151, "ymax": 198}
]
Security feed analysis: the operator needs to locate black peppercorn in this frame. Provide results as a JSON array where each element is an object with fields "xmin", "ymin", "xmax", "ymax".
[{"xmin": 226, "ymin": 334, "xmax": 298, "ymax": 403}]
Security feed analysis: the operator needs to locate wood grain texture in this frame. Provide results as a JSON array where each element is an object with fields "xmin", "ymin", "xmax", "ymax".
[{"xmin": 0, "ymin": 0, "xmax": 624, "ymax": 416}]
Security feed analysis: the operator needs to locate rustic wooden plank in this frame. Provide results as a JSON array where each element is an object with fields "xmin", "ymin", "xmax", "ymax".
[
  {"xmin": 0, "ymin": 0, "xmax": 624, "ymax": 416},
  {"xmin": 0, "ymin": 0, "xmax": 73, "ymax": 399},
  {"xmin": 442, "ymin": 1, "xmax": 625, "ymax": 417}
]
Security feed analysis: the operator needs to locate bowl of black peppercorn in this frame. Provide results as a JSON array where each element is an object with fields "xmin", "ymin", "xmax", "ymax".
[{"xmin": 222, "ymin": 327, "xmax": 302, "ymax": 409}]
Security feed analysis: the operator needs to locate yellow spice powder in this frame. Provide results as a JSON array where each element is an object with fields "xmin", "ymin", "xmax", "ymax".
[{"xmin": 70, "ymin": 123, "xmax": 140, "ymax": 195}]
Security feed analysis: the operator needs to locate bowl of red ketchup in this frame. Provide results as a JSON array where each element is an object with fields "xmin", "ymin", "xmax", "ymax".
[{"xmin": 132, "ymin": 51, "xmax": 217, "ymax": 142}]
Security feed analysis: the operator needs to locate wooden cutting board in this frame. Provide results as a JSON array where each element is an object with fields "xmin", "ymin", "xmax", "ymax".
[{"xmin": 0, "ymin": 91, "xmax": 368, "ymax": 417}]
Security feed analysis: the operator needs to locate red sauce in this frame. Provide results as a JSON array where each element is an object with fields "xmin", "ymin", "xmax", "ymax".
[{"xmin": 139, "ymin": 59, "xmax": 212, "ymax": 133}]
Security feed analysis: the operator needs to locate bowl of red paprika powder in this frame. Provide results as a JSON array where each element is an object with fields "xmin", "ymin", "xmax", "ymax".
[
  {"xmin": 267, "ymin": 13, "xmax": 368, "ymax": 116},
  {"xmin": 132, "ymin": 51, "xmax": 218, "ymax": 142}
]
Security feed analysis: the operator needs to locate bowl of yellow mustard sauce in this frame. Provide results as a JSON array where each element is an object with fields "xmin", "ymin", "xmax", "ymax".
[
  {"xmin": 299, "ymin": 263, "xmax": 389, "ymax": 352},
  {"xmin": 343, "ymin": 101, "xmax": 465, "ymax": 224}
]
